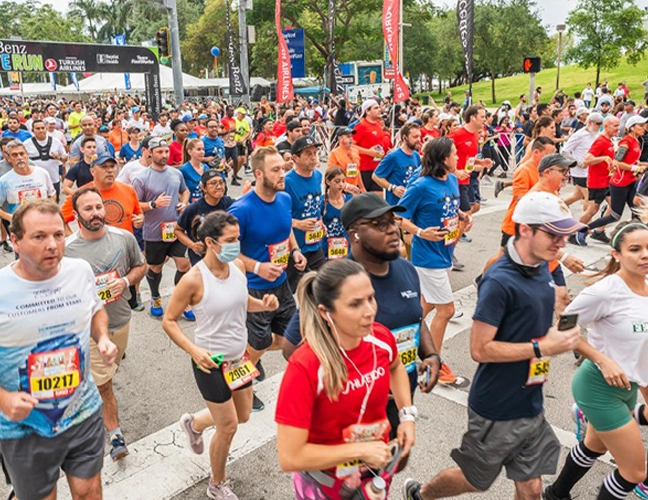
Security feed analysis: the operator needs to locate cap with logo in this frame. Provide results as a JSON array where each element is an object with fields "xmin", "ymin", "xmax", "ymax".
[
  {"xmin": 91, "ymin": 153, "xmax": 117, "ymax": 167},
  {"xmin": 337, "ymin": 127, "xmax": 356, "ymax": 136},
  {"xmin": 148, "ymin": 137, "xmax": 169, "ymax": 151},
  {"xmin": 291, "ymin": 136, "xmax": 322, "ymax": 155},
  {"xmin": 341, "ymin": 193, "xmax": 406, "ymax": 230},
  {"xmin": 512, "ymin": 192, "xmax": 586, "ymax": 235},
  {"xmin": 201, "ymin": 169, "xmax": 224, "ymax": 184},
  {"xmin": 537, "ymin": 153, "xmax": 577, "ymax": 173}
]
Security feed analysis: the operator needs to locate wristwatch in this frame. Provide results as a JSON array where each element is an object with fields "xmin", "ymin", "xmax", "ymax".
[
  {"xmin": 398, "ymin": 405, "xmax": 419, "ymax": 423},
  {"xmin": 150, "ymin": 200, "xmax": 156, "ymax": 209}
]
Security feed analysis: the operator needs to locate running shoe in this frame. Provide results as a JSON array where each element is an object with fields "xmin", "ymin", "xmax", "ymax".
[
  {"xmin": 134, "ymin": 292, "xmax": 145, "ymax": 312},
  {"xmin": 1, "ymin": 241, "xmax": 12, "ymax": 253},
  {"xmin": 451, "ymin": 255, "xmax": 465, "ymax": 271},
  {"xmin": 572, "ymin": 403, "xmax": 587, "ymax": 442},
  {"xmin": 244, "ymin": 167, "xmax": 253, "ymax": 175},
  {"xmin": 402, "ymin": 478, "xmax": 423, "ymax": 500},
  {"xmin": 634, "ymin": 482, "xmax": 648, "ymax": 499},
  {"xmin": 207, "ymin": 478, "xmax": 239, "ymax": 500},
  {"xmin": 452, "ymin": 310, "xmax": 464, "ymax": 320},
  {"xmin": 183, "ymin": 307, "xmax": 196, "ymax": 321},
  {"xmin": 179, "ymin": 413, "xmax": 204, "ymax": 455},
  {"xmin": 590, "ymin": 230, "xmax": 611, "ymax": 244},
  {"xmin": 110, "ymin": 434, "xmax": 129, "ymax": 461},
  {"xmin": 599, "ymin": 202, "xmax": 608, "ymax": 217},
  {"xmin": 575, "ymin": 232, "xmax": 588, "ymax": 247},
  {"xmin": 150, "ymin": 296, "xmax": 164, "ymax": 317},
  {"xmin": 460, "ymin": 233, "xmax": 472, "ymax": 243},
  {"xmin": 437, "ymin": 363, "xmax": 458, "ymax": 385},
  {"xmin": 494, "ymin": 180, "xmax": 505, "ymax": 198},
  {"xmin": 252, "ymin": 393, "xmax": 265, "ymax": 412},
  {"xmin": 542, "ymin": 485, "xmax": 571, "ymax": 500},
  {"xmin": 231, "ymin": 178, "xmax": 241, "ymax": 186},
  {"xmin": 8, "ymin": 490, "xmax": 15, "ymax": 500}
]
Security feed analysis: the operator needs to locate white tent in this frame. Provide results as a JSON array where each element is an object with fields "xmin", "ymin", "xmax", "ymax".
[
  {"xmin": 202, "ymin": 77, "xmax": 273, "ymax": 89},
  {"xmin": 0, "ymin": 82, "xmax": 56, "ymax": 96},
  {"xmin": 59, "ymin": 65, "xmax": 205, "ymax": 93}
]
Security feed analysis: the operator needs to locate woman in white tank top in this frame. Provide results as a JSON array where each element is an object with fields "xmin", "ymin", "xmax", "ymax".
[{"xmin": 162, "ymin": 211, "xmax": 279, "ymax": 500}]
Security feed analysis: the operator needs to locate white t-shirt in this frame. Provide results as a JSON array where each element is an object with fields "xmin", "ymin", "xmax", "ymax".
[
  {"xmin": 0, "ymin": 167, "xmax": 55, "ymax": 214},
  {"xmin": 116, "ymin": 160, "xmax": 147, "ymax": 185},
  {"xmin": 152, "ymin": 123, "xmax": 172, "ymax": 142},
  {"xmin": 48, "ymin": 129, "xmax": 67, "ymax": 147},
  {"xmin": 582, "ymin": 88, "xmax": 594, "ymax": 101},
  {"xmin": 23, "ymin": 136, "xmax": 66, "ymax": 184},
  {"xmin": 566, "ymin": 274, "xmax": 648, "ymax": 386}
]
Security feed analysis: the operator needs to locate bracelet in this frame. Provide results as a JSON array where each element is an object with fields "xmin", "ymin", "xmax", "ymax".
[
  {"xmin": 532, "ymin": 340, "xmax": 542, "ymax": 358},
  {"xmin": 400, "ymin": 415, "xmax": 416, "ymax": 423},
  {"xmin": 426, "ymin": 353, "xmax": 442, "ymax": 365},
  {"xmin": 253, "ymin": 261, "xmax": 261, "ymax": 275},
  {"xmin": 416, "ymin": 228, "xmax": 422, "ymax": 237},
  {"xmin": 122, "ymin": 276, "xmax": 131, "ymax": 288},
  {"xmin": 559, "ymin": 252, "xmax": 569, "ymax": 263}
]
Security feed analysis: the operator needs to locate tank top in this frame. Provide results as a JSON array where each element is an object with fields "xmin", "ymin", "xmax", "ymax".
[{"xmin": 193, "ymin": 260, "xmax": 248, "ymax": 360}]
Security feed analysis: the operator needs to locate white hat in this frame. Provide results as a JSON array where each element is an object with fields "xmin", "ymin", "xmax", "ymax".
[
  {"xmin": 502, "ymin": 100, "xmax": 511, "ymax": 106},
  {"xmin": 575, "ymin": 107, "xmax": 590, "ymax": 117},
  {"xmin": 361, "ymin": 99, "xmax": 378, "ymax": 116},
  {"xmin": 438, "ymin": 113, "xmax": 452, "ymax": 121},
  {"xmin": 587, "ymin": 112, "xmax": 603, "ymax": 124},
  {"xmin": 513, "ymin": 192, "xmax": 587, "ymax": 236},
  {"xmin": 43, "ymin": 117, "xmax": 56, "ymax": 124},
  {"xmin": 625, "ymin": 115, "xmax": 648, "ymax": 130}
]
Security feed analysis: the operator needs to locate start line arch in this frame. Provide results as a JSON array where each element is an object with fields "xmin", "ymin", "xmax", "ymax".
[{"xmin": 0, "ymin": 39, "xmax": 162, "ymax": 119}]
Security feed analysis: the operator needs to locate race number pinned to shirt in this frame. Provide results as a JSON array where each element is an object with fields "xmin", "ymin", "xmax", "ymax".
[
  {"xmin": 18, "ymin": 188, "xmax": 43, "ymax": 205},
  {"xmin": 328, "ymin": 237, "xmax": 348, "ymax": 260},
  {"xmin": 27, "ymin": 347, "xmax": 81, "ymax": 401},
  {"xmin": 336, "ymin": 419, "xmax": 391, "ymax": 478},
  {"xmin": 268, "ymin": 238, "xmax": 290, "ymax": 269},
  {"xmin": 305, "ymin": 220, "xmax": 324, "ymax": 244},
  {"xmin": 346, "ymin": 162, "xmax": 359, "ymax": 179},
  {"xmin": 527, "ymin": 339, "xmax": 550, "ymax": 385},
  {"xmin": 392, "ymin": 324, "xmax": 421, "ymax": 373},
  {"xmin": 222, "ymin": 353, "xmax": 259, "ymax": 390},
  {"xmin": 161, "ymin": 221, "xmax": 177, "ymax": 242},
  {"xmin": 443, "ymin": 216, "xmax": 460, "ymax": 246},
  {"xmin": 95, "ymin": 270, "xmax": 121, "ymax": 305}
]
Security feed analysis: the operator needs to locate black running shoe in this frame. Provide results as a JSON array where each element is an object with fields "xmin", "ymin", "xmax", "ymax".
[
  {"xmin": 590, "ymin": 230, "xmax": 611, "ymax": 244},
  {"xmin": 252, "ymin": 393, "xmax": 265, "ymax": 412}
]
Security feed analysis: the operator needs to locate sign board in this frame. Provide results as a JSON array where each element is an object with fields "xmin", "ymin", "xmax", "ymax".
[
  {"xmin": 282, "ymin": 28, "xmax": 305, "ymax": 78},
  {"xmin": 339, "ymin": 74, "xmax": 355, "ymax": 85},
  {"xmin": 523, "ymin": 56, "xmax": 541, "ymax": 73}
]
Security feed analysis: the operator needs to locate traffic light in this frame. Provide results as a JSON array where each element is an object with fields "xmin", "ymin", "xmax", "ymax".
[
  {"xmin": 156, "ymin": 28, "xmax": 170, "ymax": 58},
  {"xmin": 523, "ymin": 57, "xmax": 541, "ymax": 74}
]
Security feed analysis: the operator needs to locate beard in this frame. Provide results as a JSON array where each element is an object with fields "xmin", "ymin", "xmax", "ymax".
[
  {"xmin": 362, "ymin": 240, "xmax": 400, "ymax": 262},
  {"xmin": 79, "ymin": 215, "xmax": 105, "ymax": 232}
]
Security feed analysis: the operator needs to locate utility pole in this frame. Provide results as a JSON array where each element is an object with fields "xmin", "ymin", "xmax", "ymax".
[
  {"xmin": 163, "ymin": 0, "xmax": 184, "ymax": 105},
  {"xmin": 555, "ymin": 24, "xmax": 566, "ymax": 92},
  {"xmin": 238, "ymin": 0, "xmax": 250, "ymax": 104}
]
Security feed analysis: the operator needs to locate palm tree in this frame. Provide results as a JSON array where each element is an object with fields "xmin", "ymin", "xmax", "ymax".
[
  {"xmin": 97, "ymin": 0, "xmax": 135, "ymax": 43},
  {"xmin": 69, "ymin": 0, "xmax": 102, "ymax": 41}
]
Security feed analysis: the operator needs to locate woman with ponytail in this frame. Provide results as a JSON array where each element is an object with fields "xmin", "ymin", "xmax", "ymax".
[
  {"xmin": 162, "ymin": 211, "xmax": 279, "ymax": 500},
  {"xmin": 545, "ymin": 220, "xmax": 648, "ymax": 500},
  {"xmin": 275, "ymin": 259, "xmax": 416, "ymax": 500}
]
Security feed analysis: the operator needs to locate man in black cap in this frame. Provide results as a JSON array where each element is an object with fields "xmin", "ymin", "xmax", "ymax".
[
  {"xmin": 275, "ymin": 120, "xmax": 303, "ymax": 168},
  {"xmin": 284, "ymin": 136, "xmax": 325, "ymax": 292}
]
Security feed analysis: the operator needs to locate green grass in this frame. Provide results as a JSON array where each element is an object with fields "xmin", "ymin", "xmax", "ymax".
[{"xmin": 417, "ymin": 57, "xmax": 648, "ymax": 106}]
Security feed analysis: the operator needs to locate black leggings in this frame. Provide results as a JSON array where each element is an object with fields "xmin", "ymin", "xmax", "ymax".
[{"xmin": 588, "ymin": 182, "xmax": 636, "ymax": 231}]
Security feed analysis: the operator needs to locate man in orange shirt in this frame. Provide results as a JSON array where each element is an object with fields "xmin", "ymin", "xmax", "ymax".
[{"xmin": 328, "ymin": 127, "xmax": 364, "ymax": 194}]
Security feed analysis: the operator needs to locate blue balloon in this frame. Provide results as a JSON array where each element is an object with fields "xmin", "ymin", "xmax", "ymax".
[{"xmin": 210, "ymin": 47, "xmax": 220, "ymax": 57}]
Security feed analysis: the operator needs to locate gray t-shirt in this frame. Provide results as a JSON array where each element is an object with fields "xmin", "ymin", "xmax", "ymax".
[
  {"xmin": 69, "ymin": 134, "xmax": 109, "ymax": 162},
  {"xmin": 132, "ymin": 166, "xmax": 187, "ymax": 242},
  {"xmin": 65, "ymin": 226, "xmax": 144, "ymax": 330}
]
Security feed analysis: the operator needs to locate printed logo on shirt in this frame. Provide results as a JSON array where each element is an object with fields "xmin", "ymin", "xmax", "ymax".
[
  {"xmin": 298, "ymin": 192, "xmax": 323, "ymax": 219},
  {"xmin": 632, "ymin": 322, "xmax": 648, "ymax": 333},
  {"xmin": 400, "ymin": 290, "xmax": 418, "ymax": 299},
  {"xmin": 341, "ymin": 366, "xmax": 386, "ymax": 395}
]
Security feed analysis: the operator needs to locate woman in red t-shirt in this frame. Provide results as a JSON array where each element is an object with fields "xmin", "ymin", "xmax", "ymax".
[
  {"xmin": 420, "ymin": 110, "xmax": 441, "ymax": 144},
  {"xmin": 253, "ymin": 118, "xmax": 276, "ymax": 149},
  {"xmin": 275, "ymin": 260, "xmax": 416, "ymax": 500}
]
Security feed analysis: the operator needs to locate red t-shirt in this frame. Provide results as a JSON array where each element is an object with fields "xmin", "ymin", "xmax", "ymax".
[
  {"xmin": 272, "ymin": 120, "xmax": 287, "ymax": 137},
  {"xmin": 420, "ymin": 126, "xmax": 440, "ymax": 143},
  {"xmin": 587, "ymin": 135, "xmax": 614, "ymax": 189},
  {"xmin": 221, "ymin": 117, "xmax": 235, "ymax": 132},
  {"xmin": 168, "ymin": 140, "xmax": 183, "ymax": 166},
  {"xmin": 611, "ymin": 135, "xmax": 641, "ymax": 187},
  {"xmin": 353, "ymin": 118, "xmax": 385, "ymax": 172},
  {"xmin": 275, "ymin": 323, "xmax": 396, "ymax": 447},
  {"xmin": 448, "ymin": 127, "xmax": 479, "ymax": 186}
]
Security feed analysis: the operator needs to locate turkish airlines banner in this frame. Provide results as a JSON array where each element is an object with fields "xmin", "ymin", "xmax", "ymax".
[
  {"xmin": 382, "ymin": 0, "xmax": 409, "ymax": 102},
  {"xmin": 457, "ymin": 0, "xmax": 474, "ymax": 85},
  {"xmin": 275, "ymin": 0, "xmax": 293, "ymax": 103}
]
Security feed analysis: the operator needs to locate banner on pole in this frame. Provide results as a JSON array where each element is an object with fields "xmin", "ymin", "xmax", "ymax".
[
  {"xmin": 327, "ymin": 0, "xmax": 345, "ymax": 95},
  {"xmin": 114, "ymin": 34, "xmax": 131, "ymax": 90},
  {"xmin": 49, "ymin": 72, "xmax": 56, "ymax": 91},
  {"xmin": 382, "ymin": 0, "xmax": 409, "ymax": 102},
  {"xmin": 70, "ymin": 72, "xmax": 79, "ymax": 90},
  {"xmin": 226, "ymin": 0, "xmax": 247, "ymax": 96},
  {"xmin": 275, "ymin": 0, "xmax": 294, "ymax": 103},
  {"xmin": 456, "ymin": 0, "xmax": 474, "ymax": 85}
]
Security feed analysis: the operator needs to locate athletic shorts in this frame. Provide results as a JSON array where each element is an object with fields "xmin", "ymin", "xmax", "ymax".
[
  {"xmin": 451, "ymin": 408, "xmax": 560, "ymax": 491},
  {"xmin": 415, "ymin": 266, "xmax": 453, "ymax": 305},
  {"xmin": 588, "ymin": 187, "xmax": 610, "ymax": 205},
  {"xmin": 287, "ymin": 248, "xmax": 326, "ymax": 293},
  {"xmin": 144, "ymin": 239, "xmax": 187, "ymax": 266},
  {"xmin": 225, "ymin": 146, "xmax": 239, "ymax": 164},
  {"xmin": 0, "ymin": 410, "xmax": 104, "ymax": 500},
  {"xmin": 361, "ymin": 170, "xmax": 382, "ymax": 193},
  {"xmin": 500, "ymin": 231, "xmax": 513, "ymax": 248},
  {"xmin": 458, "ymin": 184, "xmax": 472, "ymax": 212},
  {"xmin": 572, "ymin": 176, "xmax": 587, "ymax": 188},
  {"xmin": 572, "ymin": 359, "xmax": 638, "ymax": 432},
  {"xmin": 246, "ymin": 281, "xmax": 296, "ymax": 351},
  {"xmin": 192, "ymin": 358, "xmax": 253, "ymax": 404},
  {"xmin": 89, "ymin": 322, "xmax": 130, "ymax": 386},
  {"xmin": 237, "ymin": 144, "xmax": 247, "ymax": 156}
]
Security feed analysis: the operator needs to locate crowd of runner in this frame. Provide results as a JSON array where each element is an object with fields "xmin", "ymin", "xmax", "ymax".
[{"xmin": 1, "ymin": 79, "xmax": 648, "ymax": 500}]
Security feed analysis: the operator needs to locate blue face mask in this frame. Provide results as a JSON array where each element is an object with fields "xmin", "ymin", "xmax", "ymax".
[{"xmin": 212, "ymin": 241, "xmax": 240, "ymax": 263}]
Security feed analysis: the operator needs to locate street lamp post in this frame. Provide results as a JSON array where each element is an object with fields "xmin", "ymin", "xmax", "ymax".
[{"xmin": 556, "ymin": 23, "xmax": 566, "ymax": 92}]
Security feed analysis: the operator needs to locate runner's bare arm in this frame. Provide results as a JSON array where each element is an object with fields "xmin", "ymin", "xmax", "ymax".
[{"xmin": 90, "ymin": 308, "xmax": 117, "ymax": 366}]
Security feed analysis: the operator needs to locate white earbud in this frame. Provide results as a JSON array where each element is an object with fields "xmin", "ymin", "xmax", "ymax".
[{"xmin": 354, "ymin": 233, "xmax": 359, "ymax": 240}]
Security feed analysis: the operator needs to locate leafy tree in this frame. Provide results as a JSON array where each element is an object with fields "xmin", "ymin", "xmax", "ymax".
[
  {"xmin": 566, "ymin": 0, "xmax": 648, "ymax": 87},
  {"xmin": 68, "ymin": 0, "xmax": 102, "ymax": 41},
  {"xmin": 182, "ymin": 0, "xmax": 231, "ymax": 74}
]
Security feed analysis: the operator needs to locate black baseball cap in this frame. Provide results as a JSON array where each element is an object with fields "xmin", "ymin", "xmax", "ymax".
[
  {"xmin": 201, "ymin": 169, "xmax": 225, "ymax": 184},
  {"xmin": 291, "ymin": 136, "xmax": 322, "ymax": 155},
  {"xmin": 341, "ymin": 193, "xmax": 406, "ymax": 230},
  {"xmin": 286, "ymin": 120, "xmax": 302, "ymax": 132},
  {"xmin": 141, "ymin": 135, "xmax": 154, "ymax": 149},
  {"xmin": 537, "ymin": 153, "xmax": 577, "ymax": 173},
  {"xmin": 337, "ymin": 127, "xmax": 356, "ymax": 136}
]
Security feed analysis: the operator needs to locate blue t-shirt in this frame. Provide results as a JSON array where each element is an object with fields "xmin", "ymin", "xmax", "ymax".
[
  {"xmin": 469, "ymin": 253, "xmax": 555, "ymax": 421},
  {"xmin": 180, "ymin": 162, "xmax": 208, "ymax": 203},
  {"xmin": 202, "ymin": 136, "xmax": 225, "ymax": 160},
  {"xmin": 2, "ymin": 129, "xmax": 32, "ymax": 142},
  {"xmin": 106, "ymin": 142, "xmax": 116, "ymax": 157},
  {"xmin": 228, "ymin": 191, "xmax": 293, "ymax": 290},
  {"xmin": 188, "ymin": 131, "xmax": 200, "ymax": 139},
  {"xmin": 399, "ymin": 175, "xmax": 460, "ymax": 269},
  {"xmin": 322, "ymin": 193, "xmax": 352, "ymax": 260},
  {"xmin": 284, "ymin": 169, "xmax": 324, "ymax": 253},
  {"xmin": 373, "ymin": 148, "xmax": 421, "ymax": 205},
  {"xmin": 118, "ymin": 142, "xmax": 142, "ymax": 163},
  {"xmin": 176, "ymin": 195, "xmax": 235, "ymax": 265}
]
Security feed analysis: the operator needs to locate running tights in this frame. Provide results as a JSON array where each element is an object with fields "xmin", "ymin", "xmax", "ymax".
[{"xmin": 588, "ymin": 182, "xmax": 636, "ymax": 231}]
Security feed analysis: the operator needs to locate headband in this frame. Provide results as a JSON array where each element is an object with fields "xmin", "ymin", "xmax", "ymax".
[{"xmin": 611, "ymin": 222, "xmax": 648, "ymax": 249}]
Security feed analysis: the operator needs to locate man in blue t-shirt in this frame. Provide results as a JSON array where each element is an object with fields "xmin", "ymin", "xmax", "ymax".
[
  {"xmin": 1, "ymin": 116, "xmax": 32, "ymax": 142},
  {"xmin": 228, "ymin": 146, "xmax": 306, "ymax": 411},
  {"xmin": 284, "ymin": 136, "xmax": 326, "ymax": 292},
  {"xmin": 202, "ymin": 119, "xmax": 226, "ymax": 169},
  {"xmin": 372, "ymin": 122, "xmax": 422, "ymax": 205},
  {"xmin": 403, "ymin": 192, "xmax": 583, "ymax": 500}
]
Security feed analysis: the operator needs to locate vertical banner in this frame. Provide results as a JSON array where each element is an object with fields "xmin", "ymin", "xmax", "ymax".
[
  {"xmin": 382, "ymin": 0, "xmax": 409, "ymax": 102},
  {"xmin": 327, "ymin": 0, "xmax": 344, "ymax": 95},
  {"xmin": 49, "ymin": 72, "xmax": 57, "ymax": 92},
  {"xmin": 226, "ymin": 0, "xmax": 247, "ymax": 96},
  {"xmin": 456, "ymin": 0, "xmax": 474, "ymax": 88},
  {"xmin": 114, "ymin": 34, "xmax": 131, "ymax": 90},
  {"xmin": 70, "ymin": 72, "xmax": 80, "ymax": 91},
  {"xmin": 8, "ymin": 72, "xmax": 21, "ymax": 91},
  {"xmin": 282, "ymin": 28, "xmax": 305, "ymax": 78},
  {"xmin": 275, "ymin": 0, "xmax": 294, "ymax": 103}
]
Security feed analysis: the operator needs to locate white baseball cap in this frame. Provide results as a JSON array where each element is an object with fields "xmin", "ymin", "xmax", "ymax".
[
  {"xmin": 587, "ymin": 112, "xmax": 603, "ymax": 124},
  {"xmin": 361, "ymin": 99, "xmax": 378, "ymax": 116},
  {"xmin": 513, "ymin": 192, "xmax": 587, "ymax": 236},
  {"xmin": 625, "ymin": 115, "xmax": 648, "ymax": 130},
  {"xmin": 575, "ymin": 107, "xmax": 590, "ymax": 117}
]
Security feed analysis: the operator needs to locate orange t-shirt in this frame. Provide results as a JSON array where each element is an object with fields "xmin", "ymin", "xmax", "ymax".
[
  {"xmin": 62, "ymin": 181, "xmax": 141, "ymax": 234},
  {"xmin": 108, "ymin": 129, "xmax": 129, "ymax": 153},
  {"xmin": 328, "ymin": 145, "xmax": 362, "ymax": 186},
  {"xmin": 501, "ymin": 159, "xmax": 540, "ymax": 236}
]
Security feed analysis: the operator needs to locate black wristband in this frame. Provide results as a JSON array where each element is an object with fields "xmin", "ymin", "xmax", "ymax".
[
  {"xmin": 532, "ymin": 340, "xmax": 542, "ymax": 358},
  {"xmin": 290, "ymin": 248, "xmax": 299, "ymax": 256},
  {"xmin": 426, "ymin": 353, "xmax": 442, "ymax": 365},
  {"xmin": 150, "ymin": 200, "xmax": 156, "ymax": 209}
]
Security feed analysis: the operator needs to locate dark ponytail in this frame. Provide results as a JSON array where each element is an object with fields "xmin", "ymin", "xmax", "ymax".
[{"xmin": 190, "ymin": 211, "xmax": 238, "ymax": 244}]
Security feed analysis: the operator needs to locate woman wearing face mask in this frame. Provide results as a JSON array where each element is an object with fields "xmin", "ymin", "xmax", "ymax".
[
  {"xmin": 275, "ymin": 259, "xmax": 416, "ymax": 500},
  {"xmin": 162, "ymin": 211, "xmax": 279, "ymax": 500}
]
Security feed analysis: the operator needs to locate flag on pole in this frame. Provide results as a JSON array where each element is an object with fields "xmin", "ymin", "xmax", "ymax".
[
  {"xmin": 275, "ymin": 0, "xmax": 293, "ymax": 103},
  {"xmin": 70, "ymin": 72, "xmax": 80, "ymax": 91},
  {"xmin": 50, "ymin": 72, "xmax": 57, "ymax": 92},
  {"xmin": 456, "ymin": 0, "xmax": 475, "ymax": 87},
  {"xmin": 382, "ymin": 0, "xmax": 409, "ymax": 102},
  {"xmin": 227, "ymin": 0, "xmax": 247, "ymax": 96},
  {"xmin": 114, "ymin": 35, "xmax": 131, "ymax": 90}
]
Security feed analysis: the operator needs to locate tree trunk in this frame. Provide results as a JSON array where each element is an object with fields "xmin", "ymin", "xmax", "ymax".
[
  {"xmin": 595, "ymin": 60, "xmax": 601, "ymax": 88},
  {"xmin": 491, "ymin": 73, "xmax": 496, "ymax": 104}
]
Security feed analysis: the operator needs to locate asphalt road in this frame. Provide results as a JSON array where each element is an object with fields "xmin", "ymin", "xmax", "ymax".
[{"xmin": 0, "ymin": 167, "xmax": 641, "ymax": 500}]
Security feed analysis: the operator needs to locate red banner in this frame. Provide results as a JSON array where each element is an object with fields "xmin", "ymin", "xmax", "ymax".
[
  {"xmin": 275, "ymin": 0, "xmax": 294, "ymax": 103},
  {"xmin": 382, "ymin": 0, "xmax": 409, "ymax": 102}
]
